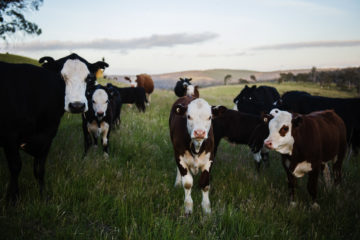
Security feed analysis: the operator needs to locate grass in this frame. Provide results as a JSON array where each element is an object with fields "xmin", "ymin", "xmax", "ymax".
[{"xmin": 0, "ymin": 82, "xmax": 360, "ymax": 240}]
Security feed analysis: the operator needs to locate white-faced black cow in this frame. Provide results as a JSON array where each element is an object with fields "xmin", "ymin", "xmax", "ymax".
[
  {"xmin": 82, "ymin": 85, "xmax": 120, "ymax": 157},
  {"xmin": 169, "ymin": 96, "xmax": 223, "ymax": 215},
  {"xmin": 124, "ymin": 74, "xmax": 154, "ymax": 103},
  {"xmin": 0, "ymin": 54, "xmax": 108, "ymax": 202},
  {"xmin": 264, "ymin": 109, "xmax": 347, "ymax": 209},
  {"xmin": 212, "ymin": 106, "xmax": 270, "ymax": 171},
  {"xmin": 174, "ymin": 77, "xmax": 199, "ymax": 98}
]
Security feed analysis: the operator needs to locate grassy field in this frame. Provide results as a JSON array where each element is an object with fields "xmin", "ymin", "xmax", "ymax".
[
  {"xmin": 0, "ymin": 82, "xmax": 359, "ymax": 240},
  {"xmin": 0, "ymin": 53, "xmax": 40, "ymax": 66}
]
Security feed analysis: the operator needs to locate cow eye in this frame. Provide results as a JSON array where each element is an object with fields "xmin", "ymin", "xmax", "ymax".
[
  {"xmin": 283, "ymin": 126, "xmax": 289, "ymax": 131},
  {"xmin": 208, "ymin": 116, "xmax": 211, "ymax": 120},
  {"xmin": 92, "ymin": 100, "xmax": 95, "ymax": 104},
  {"xmin": 187, "ymin": 115, "xmax": 192, "ymax": 120}
]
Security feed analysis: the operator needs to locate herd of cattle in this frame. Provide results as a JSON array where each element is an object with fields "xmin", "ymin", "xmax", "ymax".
[{"xmin": 1, "ymin": 54, "xmax": 359, "ymax": 216}]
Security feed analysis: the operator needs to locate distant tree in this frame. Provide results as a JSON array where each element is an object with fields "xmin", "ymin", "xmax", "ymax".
[
  {"xmin": 250, "ymin": 75, "xmax": 256, "ymax": 82},
  {"xmin": 224, "ymin": 74, "xmax": 232, "ymax": 85},
  {"xmin": 278, "ymin": 72, "xmax": 294, "ymax": 83},
  {"xmin": 0, "ymin": 0, "xmax": 43, "ymax": 40},
  {"xmin": 311, "ymin": 66, "xmax": 318, "ymax": 82},
  {"xmin": 238, "ymin": 78, "xmax": 248, "ymax": 84}
]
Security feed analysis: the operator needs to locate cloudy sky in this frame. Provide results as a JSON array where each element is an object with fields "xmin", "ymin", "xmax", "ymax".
[{"xmin": 2, "ymin": 0, "xmax": 360, "ymax": 74}]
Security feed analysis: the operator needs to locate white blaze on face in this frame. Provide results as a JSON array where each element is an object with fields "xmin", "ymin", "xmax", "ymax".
[
  {"xmin": 265, "ymin": 109, "xmax": 294, "ymax": 155},
  {"xmin": 186, "ymin": 85, "xmax": 195, "ymax": 96},
  {"xmin": 92, "ymin": 89, "xmax": 109, "ymax": 118},
  {"xmin": 186, "ymin": 98, "xmax": 212, "ymax": 152},
  {"xmin": 129, "ymin": 76, "xmax": 137, "ymax": 87},
  {"xmin": 61, "ymin": 59, "xmax": 89, "ymax": 112}
]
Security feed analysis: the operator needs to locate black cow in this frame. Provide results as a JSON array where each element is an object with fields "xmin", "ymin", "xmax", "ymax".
[
  {"xmin": 0, "ymin": 55, "xmax": 107, "ymax": 202},
  {"xmin": 105, "ymin": 83, "xmax": 122, "ymax": 127},
  {"xmin": 275, "ymin": 91, "xmax": 360, "ymax": 153},
  {"xmin": 174, "ymin": 77, "xmax": 199, "ymax": 98},
  {"xmin": 107, "ymin": 85, "xmax": 147, "ymax": 112},
  {"xmin": 233, "ymin": 85, "xmax": 280, "ymax": 115},
  {"xmin": 212, "ymin": 106, "xmax": 271, "ymax": 171}
]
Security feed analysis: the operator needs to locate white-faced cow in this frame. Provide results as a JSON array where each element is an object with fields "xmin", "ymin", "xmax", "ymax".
[
  {"xmin": 82, "ymin": 85, "xmax": 120, "ymax": 157},
  {"xmin": 169, "ymin": 96, "xmax": 223, "ymax": 215},
  {"xmin": 174, "ymin": 77, "xmax": 199, "ymax": 98},
  {"xmin": 264, "ymin": 109, "xmax": 347, "ymax": 209},
  {"xmin": 125, "ymin": 74, "xmax": 154, "ymax": 103},
  {"xmin": 0, "ymin": 54, "xmax": 108, "ymax": 202}
]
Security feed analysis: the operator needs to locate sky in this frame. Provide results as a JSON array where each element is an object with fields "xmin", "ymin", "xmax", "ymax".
[{"xmin": 1, "ymin": 0, "xmax": 360, "ymax": 74}]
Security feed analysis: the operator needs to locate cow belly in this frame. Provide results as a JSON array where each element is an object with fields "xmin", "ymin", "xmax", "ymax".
[{"xmin": 179, "ymin": 150, "xmax": 211, "ymax": 175}]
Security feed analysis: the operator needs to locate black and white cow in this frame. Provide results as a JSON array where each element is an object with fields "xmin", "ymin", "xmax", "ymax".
[
  {"xmin": 0, "ymin": 55, "xmax": 105, "ymax": 202},
  {"xmin": 105, "ymin": 83, "xmax": 122, "ymax": 127},
  {"xmin": 275, "ymin": 91, "xmax": 360, "ymax": 154},
  {"xmin": 174, "ymin": 77, "xmax": 199, "ymax": 98},
  {"xmin": 233, "ymin": 85, "xmax": 280, "ymax": 115},
  {"xmin": 82, "ymin": 85, "xmax": 119, "ymax": 157},
  {"xmin": 212, "ymin": 106, "xmax": 270, "ymax": 171},
  {"xmin": 170, "ymin": 96, "xmax": 223, "ymax": 214}
]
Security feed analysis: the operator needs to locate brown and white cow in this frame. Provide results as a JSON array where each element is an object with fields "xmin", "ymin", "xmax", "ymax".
[
  {"xmin": 169, "ymin": 96, "xmax": 222, "ymax": 215},
  {"xmin": 264, "ymin": 109, "xmax": 347, "ymax": 209},
  {"xmin": 125, "ymin": 74, "xmax": 154, "ymax": 103}
]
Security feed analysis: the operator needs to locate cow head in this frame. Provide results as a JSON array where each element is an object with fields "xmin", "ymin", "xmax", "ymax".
[
  {"xmin": 264, "ymin": 108, "xmax": 300, "ymax": 155},
  {"xmin": 175, "ymin": 98, "xmax": 222, "ymax": 153},
  {"xmin": 233, "ymin": 85, "xmax": 257, "ymax": 105},
  {"xmin": 91, "ymin": 88, "xmax": 110, "ymax": 121},
  {"xmin": 124, "ymin": 76, "xmax": 137, "ymax": 87},
  {"xmin": 39, "ymin": 53, "xmax": 109, "ymax": 113}
]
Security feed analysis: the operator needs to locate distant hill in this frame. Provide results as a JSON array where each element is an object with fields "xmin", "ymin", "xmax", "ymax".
[
  {"xmin": 0, "ymin": 53, "xmax": 40, "ymax": 66},
  {"xmin": 108, "ymin": 68, "xmax": 323, "ymax": 89}
]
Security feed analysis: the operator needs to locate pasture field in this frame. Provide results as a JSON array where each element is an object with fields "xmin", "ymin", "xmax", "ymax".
[{"xmin": 0, "ymin": 82, "xmax": 360, "ymax": 240}]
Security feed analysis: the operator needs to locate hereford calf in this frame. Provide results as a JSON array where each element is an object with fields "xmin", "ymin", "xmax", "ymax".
[
  {"xmin": 82, "ymin": 85, "xmax": 116, "ymax": 157},
  {"xmin": 174, "ymin": 77, "xmax": 199, "ymax": 98},
  {"xmin": 212, "ymin": 106, "xmax": 270, "ymax": 171},
  {"xmin": 125, "ymin": 74, "xmax": 154, "ymax": 103},
  {"xmin": 169, "ymin": 96, "xmax": 222, "ymax": 214},
  {"xmin": 264, "ymin": 109, "xmax": 347, "ymax": 209}
]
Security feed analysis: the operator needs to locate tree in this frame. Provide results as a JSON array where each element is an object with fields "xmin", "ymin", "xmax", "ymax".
[
  {"xmin": 311, "ymin": 66, "xmax": 318, "ymax": 82},
  {"xmin": 0, "ymin": 0, "xmax": 43, "ymax": 40},
  {"xmin": 224, "ymin": 74, "xmax": 231, "ymax": 85}
]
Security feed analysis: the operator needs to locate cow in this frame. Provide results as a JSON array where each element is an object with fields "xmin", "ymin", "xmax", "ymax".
[
  {"xmin": 106, "ymin": 84, "xmax": 147, "ymax": 112},
  {"xmin": 233, "ymin": 85, "xmax": 280, "ymax": 115},
  {"xmin": 105, "ymin": 83, "xmax": 122, "ymax": 127},
  {"xmin": 82, "ymin": 85, "xmax": 119, "ymax": 157},
  {"xmin": 0, "ymin": 56, "xmax": 105, "ymax": 202},
  {"xmin": 174, "ymin": 77, "xmax": 199, "ymax": 98},
  {"xmin": 169, "ymin": 96, "xmax": 223, "ymax": 215},
  {"xmin": 125, "ymin": 74, "xmax": 154, "ymax": 103},
  {"xmin": 264, "ymin": 109, "xmax": 347, "ymax": 209},
  {"xmin": 212, "ymin": 106, "xmax": 270, "ymax": 171},
  {"xmin": 275, "ymin": 91, "xmax": 360, "ymax": 154}
]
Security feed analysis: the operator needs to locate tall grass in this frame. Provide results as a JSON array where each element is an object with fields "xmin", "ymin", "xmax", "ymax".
[{"xmin": 0, "ymin": 83, "xmax": 359, "ymax": 239}]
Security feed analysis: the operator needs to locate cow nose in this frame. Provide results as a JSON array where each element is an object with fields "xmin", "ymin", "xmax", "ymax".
[
  {"xmin": 68, "ymin": 101, "xmax": 86, "ymax": 113},
  {"xmin": 97, "ymin": 111, "xmax": 104, "ymax": 117},
  {"xmin": 194, "ymin": 130, "xmax": 206, "ymax": 139},
  {"xmin": 264, "ymin": 140, "xmax": 273, "ymax": 149}
]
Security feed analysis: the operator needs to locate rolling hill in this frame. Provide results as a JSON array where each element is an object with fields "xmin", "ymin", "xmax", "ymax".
[{"xmin": 0, "ymin": 53, "xmax": 40, "ymax": 66}]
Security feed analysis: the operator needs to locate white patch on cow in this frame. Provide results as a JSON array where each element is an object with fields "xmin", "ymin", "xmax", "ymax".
[
  {"xmin": 129, "ymin": 76, "xmax": 137, "ymax": 87},
  {"xmin": 61, "ymin": 59, "xmax": 89, "ymax": 112},
  {"xmin": 179, "ymin": 151, "xmax": 211, "ymax": 175},
  {"xmin": 186, "ymin": 85, "xmax": 195, "ymax": 96},
  {"xmin": 265, "ymin": 109, "xmax": 294, "ymax": 155},
  {"xmin": 323, "ymin": 162, "xmax": 332, "ymax": 189},
  {"xmin": 174, "ymin": 167, "xmax": 182, "ymax": 187},
  {"xmin": 311, "ymin": 202, "xmax": 320, "ymax": 211},
  {"xmin": 201, "ymin": 187, "xmax": 211, "ymax": 214},
  {"xmin": 233, "ymin": 104, "xmax": 238, "ymax": 111},
  {"xmin": 253, "ymin": 151, "xmax": 261, "ymax": 163},
  {"xmin": 186, "ymin": 98, "xmax": 212, "ymax": 151},
  {"xmin": 87, "ymin": 120, "xmax": 98, "ymax": 137},
  {"xmin": 182, "ymin": 173, "xmax": 193, "ymax": 214},
  {"xmin": 293, "ymin": 161, "xmax": 312, "ymax": 178},
  {"xmin": 92, "ymin": 89, "xmax": 109, "ymax": 119},
  {"xmin": 100, "ymin": 122, "xmax": 109, "ymax": 146}
]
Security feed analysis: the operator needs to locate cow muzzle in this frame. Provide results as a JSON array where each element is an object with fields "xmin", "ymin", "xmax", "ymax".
[
  {"xmin": 264, "ymin": 139, "xmax": 273, "ymax": 150},
  {"xmin": 68, "ymin": 101, "xmax": 86, "ymax": 113},
  {"xmin": 193, "ymin": 129, "xmax": 206, "ymax": 140}
]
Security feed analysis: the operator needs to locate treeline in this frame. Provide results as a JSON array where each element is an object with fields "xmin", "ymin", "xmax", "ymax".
[{"xmin": 278, "ymin": 67, "xmax": 360, "ymax": 95}]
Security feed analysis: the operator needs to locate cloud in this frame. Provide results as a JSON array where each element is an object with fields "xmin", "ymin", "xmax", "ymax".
[
  {"xmin": 7, "ymin": 32, "xmax": 219, "ymax": 51},
  {"xmin": 252, "ymin": 40, "xmax": 360, "ymax": 50},
  {"xmin": 198, "ymin": 51, "xmax": 249, "ymax": 57}
]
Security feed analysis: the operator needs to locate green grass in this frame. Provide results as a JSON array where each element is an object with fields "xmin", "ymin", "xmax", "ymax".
[
  {"xmin": 1, "ymin": 82, "xmax": 360, "ymax": 240},
  {"xmin": 0, "ymin": 53, "xmax": 40, "ymax": 66}
]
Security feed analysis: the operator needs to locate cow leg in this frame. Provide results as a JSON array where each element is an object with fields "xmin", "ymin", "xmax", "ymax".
[
  {"xmin": 322, "ymin": 162, "xmax": 332, "ymax": 190},
  {"xmin": 33, "ymin": 155, "xmax": 47, "ymax": 197},
  {"xmin": 253, "ymin": 151, "xmax": 262, "ymax": 172},
  {"xmin": 182, "ymin": 171, "xmax": 193, "ymax": 215},
  {"xmin": 199, "ymin": 170, "xmax": 211, "ymax": 214},
  {"xmin": 307, "ymin": 169, "xmax": 320, "ymax": 210},
  {"xmin": 146, "ymin": 93, "xmax": 151, "ymax": 105},
  {"xmin": 261, "ymin": 148, "xmax": 270, "ymax": 168},
  {"xmin": 100, "ymin": 122, "xmax": 110, "ymax": 158},
  {"xmin": 3, "ymin": 141, "xmax": 22, "ymax": 203},
  {"xmin": 174, "ymin": 167, "xmax": 182, "ymax": 187},
  {"xmin": 83, "ymin": 122, "xmax": 92, "ymax": 157},
  {"xmin": 281, "ymin": 155, "xmax": 296, "ymax": 206}
]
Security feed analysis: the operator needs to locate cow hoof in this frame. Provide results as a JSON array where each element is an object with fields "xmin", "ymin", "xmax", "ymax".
[
  {"xmin": 202, "ymin": 204, "xmax": 211, "ymax": 215},
  {"xmin": 103, "ymin": 152, "xmax": 109, "ymax": 158},
  {"xmin": 311, "ymin": 202, "xmax": 320, "ymax": 211}
]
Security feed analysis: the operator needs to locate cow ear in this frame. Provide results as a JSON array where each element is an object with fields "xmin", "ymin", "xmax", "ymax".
[
  {"xmin": 262, "ymin": 113, "xmax": 273, "ymax": 123},
  {"xmin": 39, "ymin": 56, "xmax": 55, "ymax": 64},
  {"xmin": 194, "ymin": 86, "xmax": 200, "ymax": 98},
  {"xmin": 179, "ymin": 77, "xmax": 184, "ymax": 81},
  {"xmin": 124, "ymin": 76, "xmax": 131, "ymax": 82},
  {"xmin": 245, "ymin": 85, "xmax": 249, "ymax": 89},
  {"xmin": 89, "ymin": 61, "xmax": 109, "ymax": 73},
  {"xmin": 175, "ymin": 104, "xmax": 187, "ymax": 116},
  {"xmin": 212, "ymin": 105, "xmax": 227, "ymax": 118},
  {"xmin": 188, "ymin": 78, "xmax": 192, "ymax": 81},
  {"xmin": 251, "ymin": 85, "xmax": 256, "ymax": 89},
  {"xmin": 292, "ymin": 115, "xmax": 303, "ymax": 128}
]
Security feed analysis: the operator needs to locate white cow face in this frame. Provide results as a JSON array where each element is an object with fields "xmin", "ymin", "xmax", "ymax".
[
  {"xmin": 92, "ymin": 89, "xmax": 109, "ymax": 120},
  {"xmin": 125, "ymin": 76, "xmax": 137, "ymax": 87},
  {"xmin": 264, "ymin": 109, "xmax": 295, "ymax": 155},
  {"xmin": 186, "ymin": 85, "xmax": 195, "ymax": 96},
  {"xmin": 61, "ymin": 59, "xmax": 90, "ymax": 113}
]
